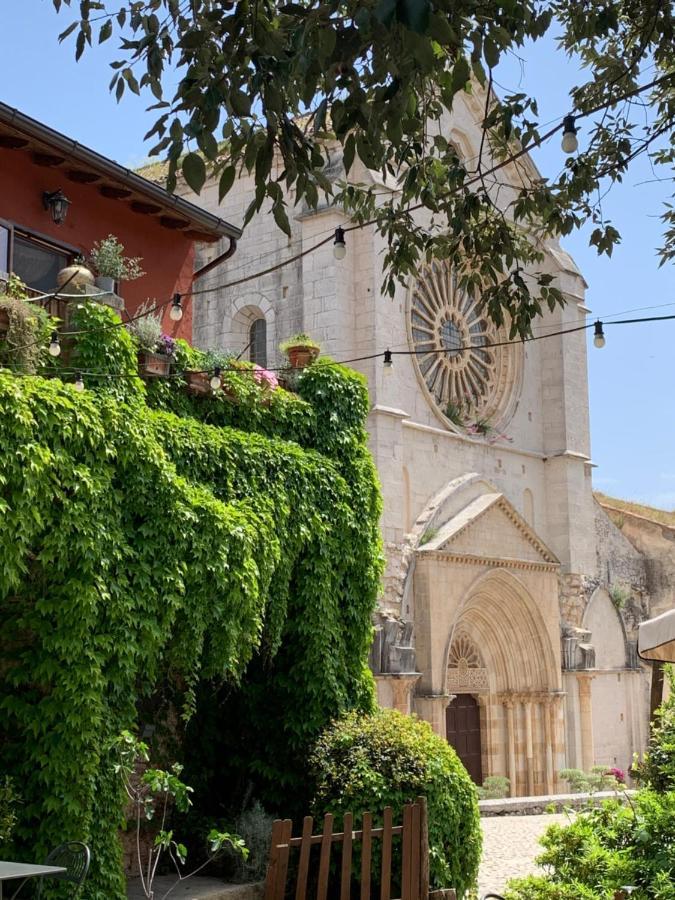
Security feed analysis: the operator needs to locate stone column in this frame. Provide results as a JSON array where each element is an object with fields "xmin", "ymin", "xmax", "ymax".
[
  {"xmin": 375, "ymin": 673, "xmax": 421, "ymax": 714},
  {"xmin": 502, "ymin": 695, "xmax": 517, "ymax": 796},
  {"xmin": 414, "ymin": 693, "xmax": 454, "ymax": 737},
  {"xmin": 520, "ymin": 694, "xmax": 534, "ymax": 797},
  {"xmin": 549, "ymin": 694, "xmax": 564, "ymax": 792},
  {"xmin": 477, "ymin": 694, "xmax": 490, "ymax": 781},
  {"xmin": 576, "ymin": 673, "xmax": 595, "ymax": 773},
  {"xmin": 542, "ymin": 696, "xmax": 554, "ymax": 795}
]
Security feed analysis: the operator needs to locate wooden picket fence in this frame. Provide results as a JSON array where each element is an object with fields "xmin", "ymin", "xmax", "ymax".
[{"xmin": 264, "ymin": 799, "xmax": 430, "ymax": 900}]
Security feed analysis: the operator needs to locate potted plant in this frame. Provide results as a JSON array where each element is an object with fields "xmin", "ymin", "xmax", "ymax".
[
  {"xmin": 279, "ymin": 333, "xmax": 320, "ymax": 368},
  {"xmin": 128, "ymin": 301, "xmax": 174, "ymax": 377},
  {"xmin": 89, "ymin": 234, "xmax": 145, "ymax": 294}
]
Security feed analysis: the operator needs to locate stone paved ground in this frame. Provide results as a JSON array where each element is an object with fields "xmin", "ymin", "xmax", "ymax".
[{"xmin": 478, "ymin": 814, "xmax": 569, "ymax": 896}]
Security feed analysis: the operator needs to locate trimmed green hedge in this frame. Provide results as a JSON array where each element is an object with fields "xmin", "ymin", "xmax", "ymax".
[{"xmin": 310, "ymin": 709, "xmax": 482, "ymax": 898}]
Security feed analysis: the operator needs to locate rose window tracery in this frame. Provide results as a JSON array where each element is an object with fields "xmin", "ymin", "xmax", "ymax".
[{"xmin": 408, "ymin": 260, "xmax": 520, "ymax": 428}]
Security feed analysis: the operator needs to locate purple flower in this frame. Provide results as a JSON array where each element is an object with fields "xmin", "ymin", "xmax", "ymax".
[{"xmin": 158, "ymin": 334, "xmax": 176, "ymax": 357}]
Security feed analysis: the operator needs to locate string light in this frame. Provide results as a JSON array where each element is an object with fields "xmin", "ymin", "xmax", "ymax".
[
  {"xmin": 169, "ymin": 293, "xmax": 184, "ymax": 322},
  {"xmin": 561, "ymin": 115, "xmax": 579, "ymax": 154},
  {"xmin": 48, "ymin": 330, "xmax": 61, "ymax": 357},
  {"xmin": 333, "ymin": 227, "xmax": 347, "ymax": 260},
  {"xmin": 383, "ymin": 348, "xmax": 393, "ymax": 373},
  {"xmin": 74, "ymin": 373, "xmax": 85, "ymax": 392},
  {"xmin": 209, "ymin": 367, "xmax": 222, "ymax": 390},
  {"xmin": 593, "ymin": 320, "xmax": 606, "ymax": 348}
]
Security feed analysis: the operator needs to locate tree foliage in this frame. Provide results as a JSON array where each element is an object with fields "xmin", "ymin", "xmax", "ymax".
[
  {"xmin": 53, "ymin": 0, "xmax": 674, "ymax": 335},
  {"xmin": 0, "ymin": 303, "xmax": 382, "ymax": 899}
]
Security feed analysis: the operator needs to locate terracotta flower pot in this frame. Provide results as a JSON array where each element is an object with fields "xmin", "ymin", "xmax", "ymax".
[
  {"xmin": 138, "ymin": 350, "xmax": 171, "ymax": 377},
  {"xmin": 185, "ymin": 370, "xmax": 212, "ymax": 395},
  {"xmin": 286, "ymin": 345, "xmax": 320, "ymax": 368}
]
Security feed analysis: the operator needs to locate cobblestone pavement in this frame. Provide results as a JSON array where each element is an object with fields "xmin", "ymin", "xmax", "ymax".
[{"xmin": 478, "ymin": 814, "xmax": 569, "ymax": 896}]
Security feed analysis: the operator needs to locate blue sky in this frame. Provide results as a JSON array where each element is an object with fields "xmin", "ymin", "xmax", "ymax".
[{"xmin": 1, "ymin": 1, "xmax": 673, "ymax": 508}]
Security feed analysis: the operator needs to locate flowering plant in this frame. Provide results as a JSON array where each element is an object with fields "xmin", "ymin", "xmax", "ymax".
[
  {"xmin": 605, "ymin": 766, "xmax": 626, "ymax": 784},
  {"xmin": 157, "ymin": 334, "xmax": 176, "ymax": 357},
  {"xmin": 446, "ymin": 395, "xmax": 512, "ymax": 443},
  {"xmin": 252, "ymin": 365, "xmax": 278, "ymax": 391}
]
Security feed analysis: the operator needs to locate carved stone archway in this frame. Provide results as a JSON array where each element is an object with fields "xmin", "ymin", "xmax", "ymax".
[{"xmin": 442, "ymin": 570, "xmax": 563, "ymax": 796}]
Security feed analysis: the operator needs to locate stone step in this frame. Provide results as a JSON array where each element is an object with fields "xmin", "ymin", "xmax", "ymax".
[{"xmin": 127, "ymin": 876, "xmax": 264, "ymax": 900}]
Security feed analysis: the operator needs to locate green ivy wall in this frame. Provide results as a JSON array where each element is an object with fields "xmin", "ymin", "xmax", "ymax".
[{"xmin": 0, "ymin": 303, "xmax": 383, "ymax": 898}]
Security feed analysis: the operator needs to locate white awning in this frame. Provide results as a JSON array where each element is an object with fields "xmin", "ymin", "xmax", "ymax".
[{"xmin": 638, "ymin": 609, "xmax": 675, "ymax": 662}]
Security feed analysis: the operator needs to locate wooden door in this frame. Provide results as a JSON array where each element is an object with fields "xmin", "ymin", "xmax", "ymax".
[{"xmin": 446, "ymin": 694, "xmax": 483, "ymax": 785}]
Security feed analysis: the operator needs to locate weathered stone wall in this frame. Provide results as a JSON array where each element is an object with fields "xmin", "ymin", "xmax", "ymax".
[{"xmin": 599, "ymin": 501, "xmax": 675, "ymax": 619}]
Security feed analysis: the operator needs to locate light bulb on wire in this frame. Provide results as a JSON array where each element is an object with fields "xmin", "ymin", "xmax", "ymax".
[
  {"xmin": 210, "ymin": 366, "xmax": 222, "ymax": 390},
  {"xmin": 593, "ymin": 320, "xmax": 606, "ymax": 348},
  {"xmin": 383, "ymin": 348, "xmax": 393, "ymax": 374},
  {"xmin": 48, "ymin": 330, "xmax": 61, "ymax": 357},
  {"xmin": 333, "ymin": 227, "xmax": 347, "ymax": 260},
  {"xmin": 74, "ymin": 373, "xmax": 85, "ymax": 392},
  {"xmin": 561, "ymin": 115, "xmax": 579, "ymax": 154},
  {"xmin": 170, "ymin": 293, "xmax": 183, "ymax": 322}
]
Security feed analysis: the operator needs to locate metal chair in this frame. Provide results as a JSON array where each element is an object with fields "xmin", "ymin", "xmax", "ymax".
[{"xmin": 35, "ymin": 842, "xmax": 91, "ymax": 897}]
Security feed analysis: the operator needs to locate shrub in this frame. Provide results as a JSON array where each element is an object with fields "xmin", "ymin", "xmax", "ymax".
[
  {"xmin": 0, "ymin": 276, "xmax": 52, "ymax": 373},
  {"xmin": 310, "ymin": 709, "xmax": 481, "ymax": 898},
  {"xmin": 0, "ymin": 776, "xmax": 19, "ymax": 848},
  {"xmin": 558, "ymin": 767, "xmax": 620, "ymax": 793},
  {"xmin": 229, "ymin": 801, "xmax": 275, "ymax": 883},
  {"xmin": 506, "ymin": 791, "xmax": 675, "ymax": 900},
  {"xmin": 477, "ymin": 775, "xmax": 511, "ymax": 800},
  {"xmin": 508, "ymin": 681, "xmax": 675, "ymax": 900}
]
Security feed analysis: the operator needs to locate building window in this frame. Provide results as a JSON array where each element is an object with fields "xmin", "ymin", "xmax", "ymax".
[
  {"xmin": 0, "ymin": 224, "xmax": 10, "ymax": 276},
  {"xmin": 12, "ymin": 232, "xmax": 70, "ymax": 293},
  {"xmin": 249, "ymin": 317, "xmax": 267, "ymax": 368}
]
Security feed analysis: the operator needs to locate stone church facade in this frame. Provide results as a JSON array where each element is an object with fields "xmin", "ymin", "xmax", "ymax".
[{"xmin": 153, "ymin": 88, "xmax": 666, "ymax": 796}]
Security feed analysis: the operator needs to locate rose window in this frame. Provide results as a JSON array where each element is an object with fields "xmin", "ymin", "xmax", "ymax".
[{"xmin": 409, "ymin": 260, "xmax": 520, "ymax": 427}]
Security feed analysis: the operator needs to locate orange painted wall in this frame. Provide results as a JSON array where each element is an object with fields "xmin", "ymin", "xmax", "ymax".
[{"xmin": 0, "ymin": 147, "xmax": 195, "ymax": 340}]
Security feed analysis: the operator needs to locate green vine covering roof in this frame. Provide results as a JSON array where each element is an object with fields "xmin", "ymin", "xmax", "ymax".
[{"xmin": 0, "ymin": 302, "xmax": 383, "ymax": 899}]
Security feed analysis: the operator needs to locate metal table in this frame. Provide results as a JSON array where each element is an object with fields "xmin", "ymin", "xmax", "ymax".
[{"xmin": 0, "ymin": 861, "xmax": 67, "ymax": 898}]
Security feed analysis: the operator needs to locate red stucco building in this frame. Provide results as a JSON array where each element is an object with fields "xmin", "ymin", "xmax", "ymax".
[{"xmin": 0, "ymin": 103, "xmax": 240, "ymax": 340}]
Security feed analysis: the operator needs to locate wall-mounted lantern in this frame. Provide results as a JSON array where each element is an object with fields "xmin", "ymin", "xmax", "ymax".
[{"xmin": 43, "ymin": 189, "xmax": 71, "ymax": 226}]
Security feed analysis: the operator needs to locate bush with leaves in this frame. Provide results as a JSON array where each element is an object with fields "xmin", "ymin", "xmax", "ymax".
[
  {"xmin": 558, "ymin": 767, "xmax": 621, "ymax": 794},
  {"xmin": 505, "ymin": 791, "xmax": 675, "ymax": 900},
  {"xmin": 310, "ymin": 709, "xmax": 481, "ymax": 898},
  {"xmin": 0, "ymin": 303, "xmax": 382, "ymax": 899},
  {"xmin": 507, "ymin": 676, "xmax": 675, "ymax": 900},
  {"xmin": 0, "ymin": 275, "xmax": 53, "ymax": 373},
  {"xmin": 633, "ymin": 668, "xmax": 675, "ymax": 792},
  {"xmin": 0, "ymin": 777, "xmax": 19, "ymax": 849},
  {"xmin": 477, "ymin": 776, "xmax": 511, "ymax": 800}
]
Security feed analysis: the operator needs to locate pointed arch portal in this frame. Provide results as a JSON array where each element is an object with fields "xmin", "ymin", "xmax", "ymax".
[{"xmin": 442, "ymin": 570, "xmax": 562, "ymax": 795}]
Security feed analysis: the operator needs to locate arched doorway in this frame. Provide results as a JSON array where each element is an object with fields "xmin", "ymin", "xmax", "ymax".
[
  {"xmin": 446, "ymin": 695, "xmax": 482, "ymax": 784},
  {"xmin": 443, "ymin": 570, "xmax": 562, "ymax": 796}
]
